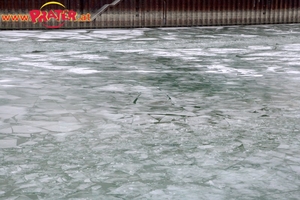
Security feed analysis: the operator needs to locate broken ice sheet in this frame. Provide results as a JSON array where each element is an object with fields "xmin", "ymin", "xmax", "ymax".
[
  {"xmin": 41, "ymin": 122, "xmax": 82, "ymax": 132},
  {"xmin": 1, "ymin": 25, "xmax": 300, "ymax": 199}
]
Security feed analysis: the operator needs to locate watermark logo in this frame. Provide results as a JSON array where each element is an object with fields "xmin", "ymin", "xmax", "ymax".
[
  {"xmin": 30, "ymin": 1, "xmax": 76, "ymax": 28},
  {"xmin": 1, "ymin": 1, "xmax": 91, "ymax": 29}
]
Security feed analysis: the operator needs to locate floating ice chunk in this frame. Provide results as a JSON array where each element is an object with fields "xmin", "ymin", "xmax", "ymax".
[
  {"xmin": 19, "ymin": 140, "xmax": 38, "ymax": 146},
  {"xmin": 277, "ymin": 144, "xmax": 290, "ymax": 149},
  {"xmin": 133, "ymin": 38, "xmax": 158, "ymax": 41},
  {"xmin": 0, "ymin": 106, "xmax": 27, "ymax": 118},
  {"xmin": 71, "ymin": 54, "xmax": 109, "ymax": 60},
  {"xmin": 77, "ymin": 183, "xmax": 92, "ymax": 190},
  {"xmin": 1, "ymin": 57, "xmax": 23, "ymax": 61},
  {"xmin": 205, "ymin": 64, "xmax": 261, "ymax": 76},
  {"xmin": 138, "ymin": 189, "xmax": 168, "ymax": 199},
  {"xmin": 208, "ymin": 48, "xmax": 248, "ymax": 54},
  {"xmin": 160, "ymin": 37, "xmax": 177, "ymax": 40},
  {"xmin": 42, "ymin": 122, "xmax": 81, "ymax": 132},
  {"xmin": 282, "ymin": 44, "xmax": 300, "ymax": 51},
  {"xmin": 114, "ymin": 49, "xmax": 145, "ymax": 53},
  {"xmin": 51, "ymin": 132, "xmax": 72, "ymax": 142},
  {"xmin": 0, "ymin": 128, "xmax": 12, "ymax": 134},
  {"xmin": 68, "ymin": 68, "xmax": 99, "ymax": 74},
  {"xmin": 12, "ymin": 126, "xmax": 43, "ymax": 134},
  {"xmin": 239, "ymin": 34, "xmax": 258, "ymax": 38},
  {"xmin": 290, "ymin": 165, "xmax": 300, "ymax": 175},
  {"xmin": 0, "ymin": 94, "xmax": 20, "ymax": 100},
  {"xmin": 109, "ymin": 182, "xmax": 150, "ymax": 197},
  {"xmin": 39, "ymin": 96, "xmax": 65, "ymax": 102},
  {"xmin": 153, "ymin": 51, "xmax": 183, "ymax": 57},
  {"xmin": 286, "ymin": 70, "xmax": 300, "ymax": 74},
  {"xmin": 99, "ymin": 84, "xmax": 126, "ymax": 92},
  {"xmin": 0, "ymin": 80, "xmax": 12, "ymax": 83},
  {"xmin": 0, "ymin": 139, "xmax": 18, "ymax": 148},
  {"xmin": 248, "ymin": 45, "xmax": 273, "ymax": 50},
  {"xmin": 286, "ymin": 61, "xmax": 300, "ymax": 66}
]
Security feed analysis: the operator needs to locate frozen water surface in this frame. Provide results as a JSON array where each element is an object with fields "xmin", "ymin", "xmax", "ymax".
[{"xmin": 1, "ymin": 25, "xmax": 300, "ymax": 199}]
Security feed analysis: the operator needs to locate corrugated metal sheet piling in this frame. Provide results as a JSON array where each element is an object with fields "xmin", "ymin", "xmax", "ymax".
[{"xmin": 0, "ymin": 0, "xmax": 300, "ymax": 29}]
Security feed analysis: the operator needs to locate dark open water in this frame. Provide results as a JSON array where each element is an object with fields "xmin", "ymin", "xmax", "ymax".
[{"xmin": 0, "ymin": 25, "xmax": 300, "ymax": 199}]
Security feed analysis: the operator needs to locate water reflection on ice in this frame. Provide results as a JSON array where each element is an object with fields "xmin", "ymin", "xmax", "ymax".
[{"xmin": 1, "ymin": 25, "xmax": 300, "ymax": 199}]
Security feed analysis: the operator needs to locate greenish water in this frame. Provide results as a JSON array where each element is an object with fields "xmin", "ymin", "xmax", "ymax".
[{"xmin": 0, "ymin": 25, "xmax": 300, "ymax": 199}]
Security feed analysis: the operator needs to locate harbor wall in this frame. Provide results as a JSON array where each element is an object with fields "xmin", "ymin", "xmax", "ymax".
[{"xmin": 0, "ymin": 0, "xmax": 299, "ymax": 29}]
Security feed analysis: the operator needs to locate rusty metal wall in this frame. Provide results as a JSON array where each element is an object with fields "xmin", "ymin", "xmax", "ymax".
[{"xmin": 0, "ymin": 0, "xmax": 300, "ymax": 29}]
